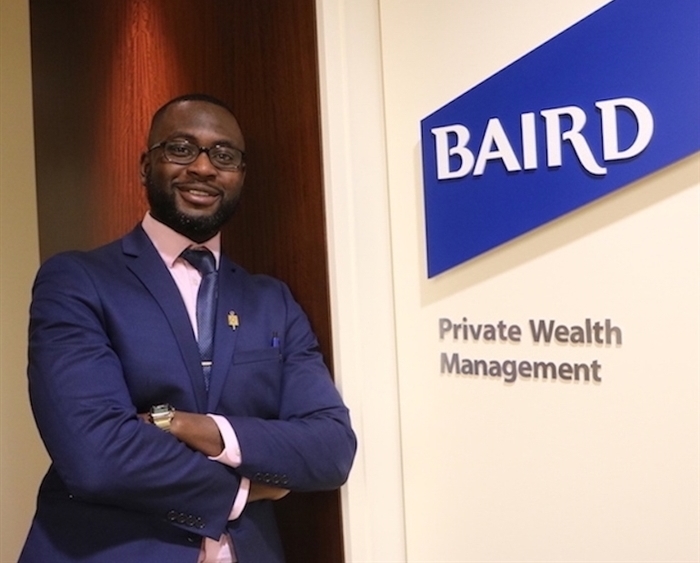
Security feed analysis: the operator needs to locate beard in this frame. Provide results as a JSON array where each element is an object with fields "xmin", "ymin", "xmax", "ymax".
[{"xmin": 145, "ymin": 173, "xmax": 240, "ymax": 243}]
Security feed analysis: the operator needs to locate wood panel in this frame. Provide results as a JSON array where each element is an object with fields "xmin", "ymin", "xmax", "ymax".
[{"xmin": 30, "ymin": 1, "xmax": 343, "ymax": 561}]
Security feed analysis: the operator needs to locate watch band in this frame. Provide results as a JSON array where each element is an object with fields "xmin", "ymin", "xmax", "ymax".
[{"xmin": 150, "ymin": 403, "xmax": 175, "ymax": 432}]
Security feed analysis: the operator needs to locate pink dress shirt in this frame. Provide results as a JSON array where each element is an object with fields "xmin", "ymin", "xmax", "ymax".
[{"xmin": 142, "ymin": 213, "xmax": 249, "ymax": 563}]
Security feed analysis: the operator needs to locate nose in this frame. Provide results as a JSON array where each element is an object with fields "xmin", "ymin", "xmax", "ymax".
[{"xmin": 186, "ymin": 150, "xmax": 217, "ymax": 177}]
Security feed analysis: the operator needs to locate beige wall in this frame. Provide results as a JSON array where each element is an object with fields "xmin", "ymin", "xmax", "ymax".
[
  {"xmin": 316, "ymin": 1, "xmax": 406, "ymax": 560},
  {"xmin": 320, "ymin": 1, "xmax": 699, "ymax": 561},
  {"xmin": 0, "ymin": 0, "xmax": 50, "ymax": 560}
]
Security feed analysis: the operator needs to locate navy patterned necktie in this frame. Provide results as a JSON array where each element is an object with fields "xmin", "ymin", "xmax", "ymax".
[{"xmin": 181, "ymin": 248, "xmax": 218, "ymax": 391}]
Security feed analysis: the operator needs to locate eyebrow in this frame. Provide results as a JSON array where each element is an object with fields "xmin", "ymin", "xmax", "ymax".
[{"xmin": 167, "ymin": 133, "xmax": 243, "ymax": 151}]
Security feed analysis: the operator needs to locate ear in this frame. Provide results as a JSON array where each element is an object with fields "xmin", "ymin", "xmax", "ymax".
[{"xmin": 139, "ymin": 152, "xmax": 150, "ymax": 186}]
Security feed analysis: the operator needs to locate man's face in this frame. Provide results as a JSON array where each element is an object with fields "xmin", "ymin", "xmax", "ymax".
[{"xmin": 140, "ymin": 101, "xmax": 246, "ymax": 243}]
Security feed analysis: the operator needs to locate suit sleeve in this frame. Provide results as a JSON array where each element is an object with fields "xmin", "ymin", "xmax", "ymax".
[
  {"xmin": 27, "ymin": 253, "xmax": 239, "ymax": 539},
  {"xmin": 223, "ymin": 281, "xmax": 357, "ymax": 492}
]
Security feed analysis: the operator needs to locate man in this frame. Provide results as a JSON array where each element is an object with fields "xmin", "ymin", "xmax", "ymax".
[{"xmin": 20, "ymin": 94, "xmax": 356, "ymax": 563}]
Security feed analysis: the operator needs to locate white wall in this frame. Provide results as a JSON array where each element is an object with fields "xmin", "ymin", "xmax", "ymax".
[
  {"xmin": 319, "ymin": 1, "xmax": 699, "ymax": 561},
  {"xmin": 0, "ymin": 0, "xmax": 50, "ymax": 560},
  {"xmin": 316, "ymin": 2, "xmax": 406, "ymax": 561}
]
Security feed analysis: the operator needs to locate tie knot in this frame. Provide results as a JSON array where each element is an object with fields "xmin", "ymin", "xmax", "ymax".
[{"xmin": 181, "ymin": 248, "xmax": 216, "ymax": 276}]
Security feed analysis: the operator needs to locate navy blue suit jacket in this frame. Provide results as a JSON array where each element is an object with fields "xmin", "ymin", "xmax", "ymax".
[{"xmin": 20, "ymin": 226, "xmax": 356, "ymax": 563}]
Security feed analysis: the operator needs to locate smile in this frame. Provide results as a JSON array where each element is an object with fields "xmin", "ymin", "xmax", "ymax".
[{"xmin": 176, "ymin": 185, "xmax": 222, "ymax": 207}]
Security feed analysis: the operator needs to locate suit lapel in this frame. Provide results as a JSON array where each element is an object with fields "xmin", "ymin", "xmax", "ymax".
[
  {"xmin": 206, "ymin": 255, "xmax": 242, "ymax": 411},
  {"xmin": 121, "ymin": 227, "xmax": 208, "ymax": 412}
]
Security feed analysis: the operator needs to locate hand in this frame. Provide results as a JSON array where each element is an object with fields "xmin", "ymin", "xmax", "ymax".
[
  {"xmin": 248, "ymin": 482, "xmax": 290, "ymax": 502},
  {"xmin": 138, "ymin": 410, "xmax": 224, "ymax": 457}
]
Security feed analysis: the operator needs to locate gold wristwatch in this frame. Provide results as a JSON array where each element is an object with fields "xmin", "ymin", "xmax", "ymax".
[{"xmin": 149, "ymin": 404, "xmax": 175, "ymax": 432}]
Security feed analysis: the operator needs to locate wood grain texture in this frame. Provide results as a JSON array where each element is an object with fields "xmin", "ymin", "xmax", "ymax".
[{"xmin": 30, "ymin": 1, "xmax": 344, "ymax": 561}]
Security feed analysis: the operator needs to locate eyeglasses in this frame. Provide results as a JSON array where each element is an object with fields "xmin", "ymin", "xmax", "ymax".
[{"xmin": 148, "ymin": 140, "xmax": 246, "ymax": 171}]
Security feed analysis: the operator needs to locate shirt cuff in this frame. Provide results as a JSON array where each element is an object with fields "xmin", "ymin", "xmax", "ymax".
[
  {"xmin": 230, "ymin": 477, "xmax": 250, "ymax": 520},
  {"xmin": 206, "ymin": 413, "xmax": 242, "ymax": 467},
  {"xmin": 206, "ymin": 414, "xmax": 248, "ymax": 520}
]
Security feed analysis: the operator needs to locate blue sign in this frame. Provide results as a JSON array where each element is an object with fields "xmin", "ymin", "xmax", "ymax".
[{"xmin": 421, "ymin": 0, "xmax": 700, "ymax": 277}]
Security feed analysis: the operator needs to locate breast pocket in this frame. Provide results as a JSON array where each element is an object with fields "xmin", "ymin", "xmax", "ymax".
[
  {"xmin": 233, "ymin": 348, "xmax": 282, "ymax": 365},
  {"xmin": 221, "ymin": 348, "xmax": 283, "ymax": 416}
]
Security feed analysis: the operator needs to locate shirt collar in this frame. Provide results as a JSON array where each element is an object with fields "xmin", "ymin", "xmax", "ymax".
[{"xmin": 141, "ymin": 212, "xmax": 221, "ymax": 268}]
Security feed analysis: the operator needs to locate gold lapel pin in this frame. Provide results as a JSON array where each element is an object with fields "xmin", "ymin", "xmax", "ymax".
[{"xmin": 227, "ymin": 311, "xmax": 240, "ymax": 330}]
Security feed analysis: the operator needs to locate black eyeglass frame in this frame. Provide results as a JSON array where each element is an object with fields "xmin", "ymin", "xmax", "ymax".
[{"xmin": 148, "ymin": 140, "xmax": 246, "ymax": 171}]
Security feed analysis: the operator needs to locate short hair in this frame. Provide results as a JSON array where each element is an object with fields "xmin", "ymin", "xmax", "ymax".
[{"xmin": 148, "ymin": 93, "xmax": 236, "ymax": 140}]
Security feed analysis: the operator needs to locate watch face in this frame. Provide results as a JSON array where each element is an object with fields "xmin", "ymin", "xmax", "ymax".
[{"xmin": 152, "ymin": 404, "xmax": 172, "ymax": 415}]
